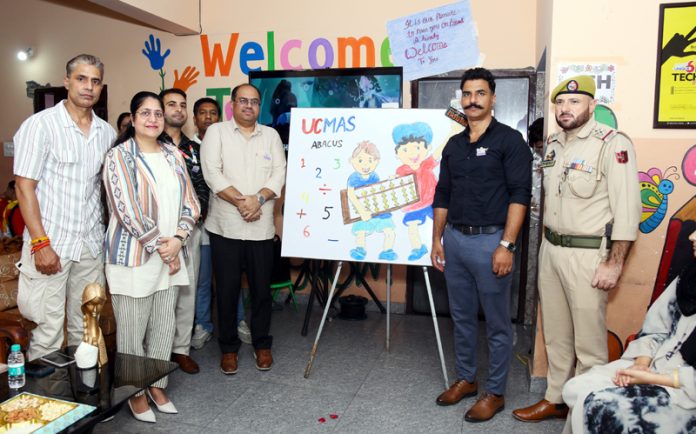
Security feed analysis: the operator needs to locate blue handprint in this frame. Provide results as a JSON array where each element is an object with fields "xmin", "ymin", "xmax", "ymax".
[{"xmin": 142, "ymin": 34, "xmax": 171, "ymax": 91}]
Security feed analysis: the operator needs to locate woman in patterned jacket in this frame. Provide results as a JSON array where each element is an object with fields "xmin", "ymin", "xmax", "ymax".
[{"xmin": 102, "ymin": 91, "xmax": 200, "ymax": 423}]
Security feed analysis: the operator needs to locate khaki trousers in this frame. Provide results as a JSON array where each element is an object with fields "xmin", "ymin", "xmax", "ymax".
[
  {"xmin": 537, "ymin": 238, "xmax": 608, "ymax": 403},
  {"xmin": 172, "ymin": 224, "xmax": 202, "ymax": 355},
  {"xmin": 17, "ymin": 244, "xmax": 104, "ymax": 361}
]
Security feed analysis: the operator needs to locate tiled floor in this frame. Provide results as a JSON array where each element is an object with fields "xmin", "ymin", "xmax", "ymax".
[{"xmin": 94, "ymin": 303, "xmax": 565, "ymax": 433}]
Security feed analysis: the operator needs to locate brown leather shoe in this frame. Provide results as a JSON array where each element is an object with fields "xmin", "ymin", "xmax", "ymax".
[
  {"xmin": 464, "ymin": 392, "xmax": 505, "ymax": 422},
  {"xmin": 254, "ymin": 349, "xmax": 273, "ymax": 371},
  {"xmin": 436, "ymin": 379, "xmax": 478, "ymax": 406},
  {"xmin": 512, "ymin": 399, "xmax": 568, "ymax": 422},
  {"xmin": 220, "ymin": 353, "xmax": 238, "ymax": 375},
  {"xmin": 172, "ymin": 353, "xmax": 200, "ymax": 374}
]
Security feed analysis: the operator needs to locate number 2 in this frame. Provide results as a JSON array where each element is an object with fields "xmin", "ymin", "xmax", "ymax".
[{"xmin": 315, "ymin": 167, "xmax": 322, "ymax": 179}]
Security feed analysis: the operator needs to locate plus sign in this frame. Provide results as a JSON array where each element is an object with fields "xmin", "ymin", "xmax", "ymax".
[{"xmin": 296, "ymin": 209, "xmax": 307, "ymax": 219}]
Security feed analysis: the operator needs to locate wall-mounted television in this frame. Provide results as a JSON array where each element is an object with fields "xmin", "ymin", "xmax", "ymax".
[{"xmin": 249, "ymin": 66, "xmax": 403, "ymax": 147}]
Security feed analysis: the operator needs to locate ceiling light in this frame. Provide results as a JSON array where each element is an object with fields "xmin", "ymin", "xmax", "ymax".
[{"xmin": 17, "ymin": 48, "xmax": 33, "ymax": 61}]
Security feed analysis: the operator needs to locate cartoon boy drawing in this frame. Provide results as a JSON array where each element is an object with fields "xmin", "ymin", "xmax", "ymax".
[
  {"xmin": 346, "ymin": 141, "xmax": 397, "ymax": 261},
  {"xmin": 393, "ymin": 122, "xmax": 446, "ymax": 261}
]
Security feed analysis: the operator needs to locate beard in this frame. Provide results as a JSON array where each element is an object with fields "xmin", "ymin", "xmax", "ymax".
[
  {"xmin": 555, "ymin": 108, "xmax": 591, "ymax": 130},
  {"xmin": 165, "ymin": 116, "xmax": 186, "ymax": 128}
]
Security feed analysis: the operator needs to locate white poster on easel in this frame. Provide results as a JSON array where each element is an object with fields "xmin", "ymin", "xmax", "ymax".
[{"xmin": 282, "ymin": 107, "xmax": 462, "ymax": 266}]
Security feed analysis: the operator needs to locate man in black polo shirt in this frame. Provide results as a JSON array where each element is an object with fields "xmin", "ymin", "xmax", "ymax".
[{"xmin": 431, "ymin": 68, "xmax": 531, "ymax": 422}]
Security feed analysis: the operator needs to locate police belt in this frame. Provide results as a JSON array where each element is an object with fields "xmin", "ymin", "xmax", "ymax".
[
  {"xmin": 544, "ymin": 227, "xmax": 611, "ymax": 249},
  {"xmin": 449, "ymin": 224, "xmax": 504, "ymax": 235}
]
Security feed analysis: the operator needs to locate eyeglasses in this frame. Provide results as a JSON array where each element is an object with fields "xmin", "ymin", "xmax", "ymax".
[
  {"xmin": 236, "ymin": 97, "xmax": 260, "ymax": 107},
  {"xmin": 136, "ymin": 110, "xmax": 164, "ymax": 119}
]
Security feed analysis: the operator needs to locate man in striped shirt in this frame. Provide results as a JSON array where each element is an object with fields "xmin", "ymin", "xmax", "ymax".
[{"xmin": 13, "ymin": 54, "xmax": 116, "ymax": 361}]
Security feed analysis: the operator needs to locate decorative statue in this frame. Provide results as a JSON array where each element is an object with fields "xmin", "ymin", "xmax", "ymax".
[{"xmin": 74, "ymin": 283, "xmax": 108, "ymax": 369}]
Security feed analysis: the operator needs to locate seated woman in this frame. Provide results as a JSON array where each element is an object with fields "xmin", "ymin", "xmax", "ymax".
[
  {"xmin": 562, "ymin": 230, "xmax": 696, "ymax": 433},
  {"xmin": 103, "ymin": 91, "xmax": 200, "ymax": 423}
]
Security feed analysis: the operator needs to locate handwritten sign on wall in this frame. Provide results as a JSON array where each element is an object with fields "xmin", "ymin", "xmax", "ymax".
[
  {"xmin": 557, "ymin": 63, "xmax": 617, "ymax": 104},
  {"xmin": 282, "ymin": 108, "xmax": 462, "ymax": 266},
  {"xmin": 386, "ymin": 1, "xmax": 479, "ymax": 81}
]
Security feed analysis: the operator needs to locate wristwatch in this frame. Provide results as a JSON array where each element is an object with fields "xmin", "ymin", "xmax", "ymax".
[
  {"xmin": 174, "ymin": 234, "xmax": 187, "ymax": 245},
  {"xmin": 499, "ymin": 240, "xmax": 516, "ymax": 252},
  {"xmin": 256, "ymin": 193, "xmax": 266, "ymax": 206}
]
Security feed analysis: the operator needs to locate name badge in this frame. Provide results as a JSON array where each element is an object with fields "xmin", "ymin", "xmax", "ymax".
[
  {"xmin": 476, "ymin": 147, "xmax": 487, "ymax": 157},
  {"xmin": 540, "ymin": 150, "xmax": 556, "ymax": 168}
]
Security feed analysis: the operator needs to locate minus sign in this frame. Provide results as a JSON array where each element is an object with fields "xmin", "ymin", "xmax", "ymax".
[{"xmin": 328, "ymin": 239, "xmax": 339, "ymax": 242}]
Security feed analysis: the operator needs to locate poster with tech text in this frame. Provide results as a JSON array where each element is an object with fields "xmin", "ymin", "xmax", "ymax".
[
  {"xmin": 654, "ymin": 2, "xmax": 696, "ymax": 128},
  {"xmin": 282, "ymin": 108, "xmax": 462, "ymax": 266},
  {"xmin": 386, "ymin": 1, "xmax": 479, "ymax": 81}
]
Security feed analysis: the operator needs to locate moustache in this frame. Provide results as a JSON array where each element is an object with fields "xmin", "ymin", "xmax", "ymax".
[{"xmin": 465, "ymin": 104, "xmax": 483, "ymax": 110}]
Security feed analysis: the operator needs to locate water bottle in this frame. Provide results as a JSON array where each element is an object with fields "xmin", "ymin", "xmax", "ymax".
[{"xmin": 7, "ymin": 344, "xmax": 25, "ymax": 389}]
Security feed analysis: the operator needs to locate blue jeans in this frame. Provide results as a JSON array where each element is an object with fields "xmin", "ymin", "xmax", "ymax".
[
  {"xmin": 194, "ymin": 244, "xmax": 214, "ymax": 332},
  {"xmin": 236, "ymin": 292, "xmax": 245, "ymax": 326},
  {"xmin": 443, "ymin": 226, "xmax": 513, "ymax": 395}
]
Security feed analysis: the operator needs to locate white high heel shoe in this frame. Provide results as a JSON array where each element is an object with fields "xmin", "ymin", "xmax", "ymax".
[
  {"xmin": 127, "ymin": 398, "xmax": 156, "ymax": 423},
  {"xmin": 146, "ymin": 389, "xmax": 178, "ymax": 414}
]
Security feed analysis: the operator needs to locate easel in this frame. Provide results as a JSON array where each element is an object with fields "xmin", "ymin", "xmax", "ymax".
[
  {"xmin": 300, "ymin": 260, "xmax": 386, "ymax": 336},
  {"xmin": 303, "ymin": 263, "xmax": 449, "ymax": 389}
]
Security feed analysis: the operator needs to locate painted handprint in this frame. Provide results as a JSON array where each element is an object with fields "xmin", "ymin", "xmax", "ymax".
[
  {"xmin": 661, "ymin": 25, "xmax": 696, "ymax": 65},
  {"xmin": 142, "ymin": 34, "xmax": 171, "ymax": 91},
  {"xmin": 173, "ymin": 66, "xmax": 200, "ymax": 92}
]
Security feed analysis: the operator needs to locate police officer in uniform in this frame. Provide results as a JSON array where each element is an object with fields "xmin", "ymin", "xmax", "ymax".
[{"xmin": 513, "ymin": 76, "xmax": 641, "ymax": 423}]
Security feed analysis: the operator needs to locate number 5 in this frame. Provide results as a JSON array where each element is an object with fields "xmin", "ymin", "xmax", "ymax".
[{"xmin": 323, "ymin": 206, "xmax": 333, "ymax": 220}]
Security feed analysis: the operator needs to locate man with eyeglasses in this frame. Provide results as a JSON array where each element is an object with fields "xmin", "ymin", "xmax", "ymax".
[
  {"xmin": 12, "ymin": 54, "xmax": 116, "ymax": 360},
  {"xmin": 159, "ymin": 88, "xmax": 207, "ymax": 375},
  {"xmin": 201, "ymin": 84, "xmax": 286, "ymax": 375}
]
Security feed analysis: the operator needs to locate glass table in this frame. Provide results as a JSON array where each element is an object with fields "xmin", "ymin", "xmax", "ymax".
[{"xmin": 0, "ymin": 347, "xmax": 177, "ymax": 433}]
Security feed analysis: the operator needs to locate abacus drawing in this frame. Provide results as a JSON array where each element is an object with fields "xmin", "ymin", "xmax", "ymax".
[{"xmin": 340, "ymin": 174, "xmax": 419, "ymax": 224}]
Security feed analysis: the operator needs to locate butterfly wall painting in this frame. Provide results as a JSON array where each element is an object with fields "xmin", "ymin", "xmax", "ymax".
[{"xmin": 639, "ymin": 166, "xmax": 680, "ymax": 234}]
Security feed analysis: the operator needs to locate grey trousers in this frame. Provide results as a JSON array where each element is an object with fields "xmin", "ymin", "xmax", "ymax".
[
  {"xmin": 112, "ymin": 287, "xmax": 178, "ymax": 389},
  {"xmin": 443, "ymin": 226, "xmax": 513, "ymax": 395},
  {"xmin": 173, "ymin": 225, "xmax": 202, "ymax": 355}
]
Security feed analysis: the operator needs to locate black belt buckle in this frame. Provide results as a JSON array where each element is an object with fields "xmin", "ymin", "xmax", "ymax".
[{"xmin": 451, "ymin": 224, "xmax": 501, "ymax": 235}]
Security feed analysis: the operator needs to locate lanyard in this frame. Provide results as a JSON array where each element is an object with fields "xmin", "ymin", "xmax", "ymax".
[{"xmin": 178, "ymin": 144, "xmax": 198, "ymax": 165}]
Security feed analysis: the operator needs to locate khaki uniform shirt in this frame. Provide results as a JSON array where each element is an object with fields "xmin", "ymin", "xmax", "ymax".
[
  {"xmin": 542, "ymin": 119, "xmax": 640, "ymax": 241},
  {"xmin": 201, "ymin": 119, "xmax": 286, "ymax": 241}
]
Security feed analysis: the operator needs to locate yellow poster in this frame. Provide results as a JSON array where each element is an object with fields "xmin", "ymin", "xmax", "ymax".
[{"xmin": 655, "ymin": 2, "xmax": 696, "ymax": 128}]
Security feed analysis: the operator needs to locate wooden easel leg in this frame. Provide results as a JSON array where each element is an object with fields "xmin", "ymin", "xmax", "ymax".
[
  {"xmin": 423, "ymin": 266, "xmax": 449, "ymax": 389},
  {"xmin": 304, "ymin": 261, "xmax": 344, "ymax": 378},
  {"xmin": 386, "ymin": 264, "xmax": 391, "ymax": 352}
]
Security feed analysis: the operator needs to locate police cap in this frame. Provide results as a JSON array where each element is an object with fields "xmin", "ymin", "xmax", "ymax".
[{"xmin": 550, "ymin": 75, "xmax": 596, "ymax": 103}]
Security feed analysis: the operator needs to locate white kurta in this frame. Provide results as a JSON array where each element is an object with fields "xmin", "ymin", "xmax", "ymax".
[
  {"xmin": 106, "ymin": 151, "xmax": 188, "ymax": 297},
  {"xmin": 562, "ymin": 277, "xmax": 696, "ymax": 433}
]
